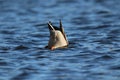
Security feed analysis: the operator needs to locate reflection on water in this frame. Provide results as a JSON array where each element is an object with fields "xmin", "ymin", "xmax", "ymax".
[{"xmin": 0, "ymin": 0, "xmax": 120, "ymax": 80}]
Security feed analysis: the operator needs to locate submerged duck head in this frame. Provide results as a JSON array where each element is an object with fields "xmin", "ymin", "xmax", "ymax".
[{"xmin": 46, "ymin": 20, "xmax": 68, "ymax": 50}]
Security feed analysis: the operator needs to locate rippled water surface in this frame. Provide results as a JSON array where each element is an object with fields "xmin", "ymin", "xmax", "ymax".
[{"xmin": 0, "ymin": 0, "xmax": 120, "ymax": 80}]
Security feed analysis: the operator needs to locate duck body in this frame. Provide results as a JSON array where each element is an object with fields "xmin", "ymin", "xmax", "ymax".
[{"xmin": 46, "ymin": 20, "xmax": 68, "ymax": 50}]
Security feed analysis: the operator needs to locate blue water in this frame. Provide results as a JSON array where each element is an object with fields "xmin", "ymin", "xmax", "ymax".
[{"xmin": 0, "ymin": 0, "xmax": 120, "ymax": 80}]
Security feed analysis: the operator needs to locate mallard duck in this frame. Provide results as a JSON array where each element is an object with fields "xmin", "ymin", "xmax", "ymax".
[{"xmin": 45, "ymin": 20, "xmax": 68, "ymax": 50}]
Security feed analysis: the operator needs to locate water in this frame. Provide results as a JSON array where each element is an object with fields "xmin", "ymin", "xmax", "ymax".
[{"xmin": 0, "ymin": 0, "xmax": 120, "ymax": 80}]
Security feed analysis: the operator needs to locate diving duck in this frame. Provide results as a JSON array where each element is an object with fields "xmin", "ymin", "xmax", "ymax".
[{"xmin": 45, "ymin": 20, "xmax": 68, "ymax": 50}]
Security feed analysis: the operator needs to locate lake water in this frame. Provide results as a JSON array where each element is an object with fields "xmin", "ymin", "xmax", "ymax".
[{"xmin": 0, "ymin": 0, "xmax": 120, "ymax": 80}]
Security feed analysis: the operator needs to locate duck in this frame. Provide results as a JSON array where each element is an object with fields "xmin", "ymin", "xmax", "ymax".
[{"xmin": 45, "ymin": 20, "xmax": 68, "ymax": 50}]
